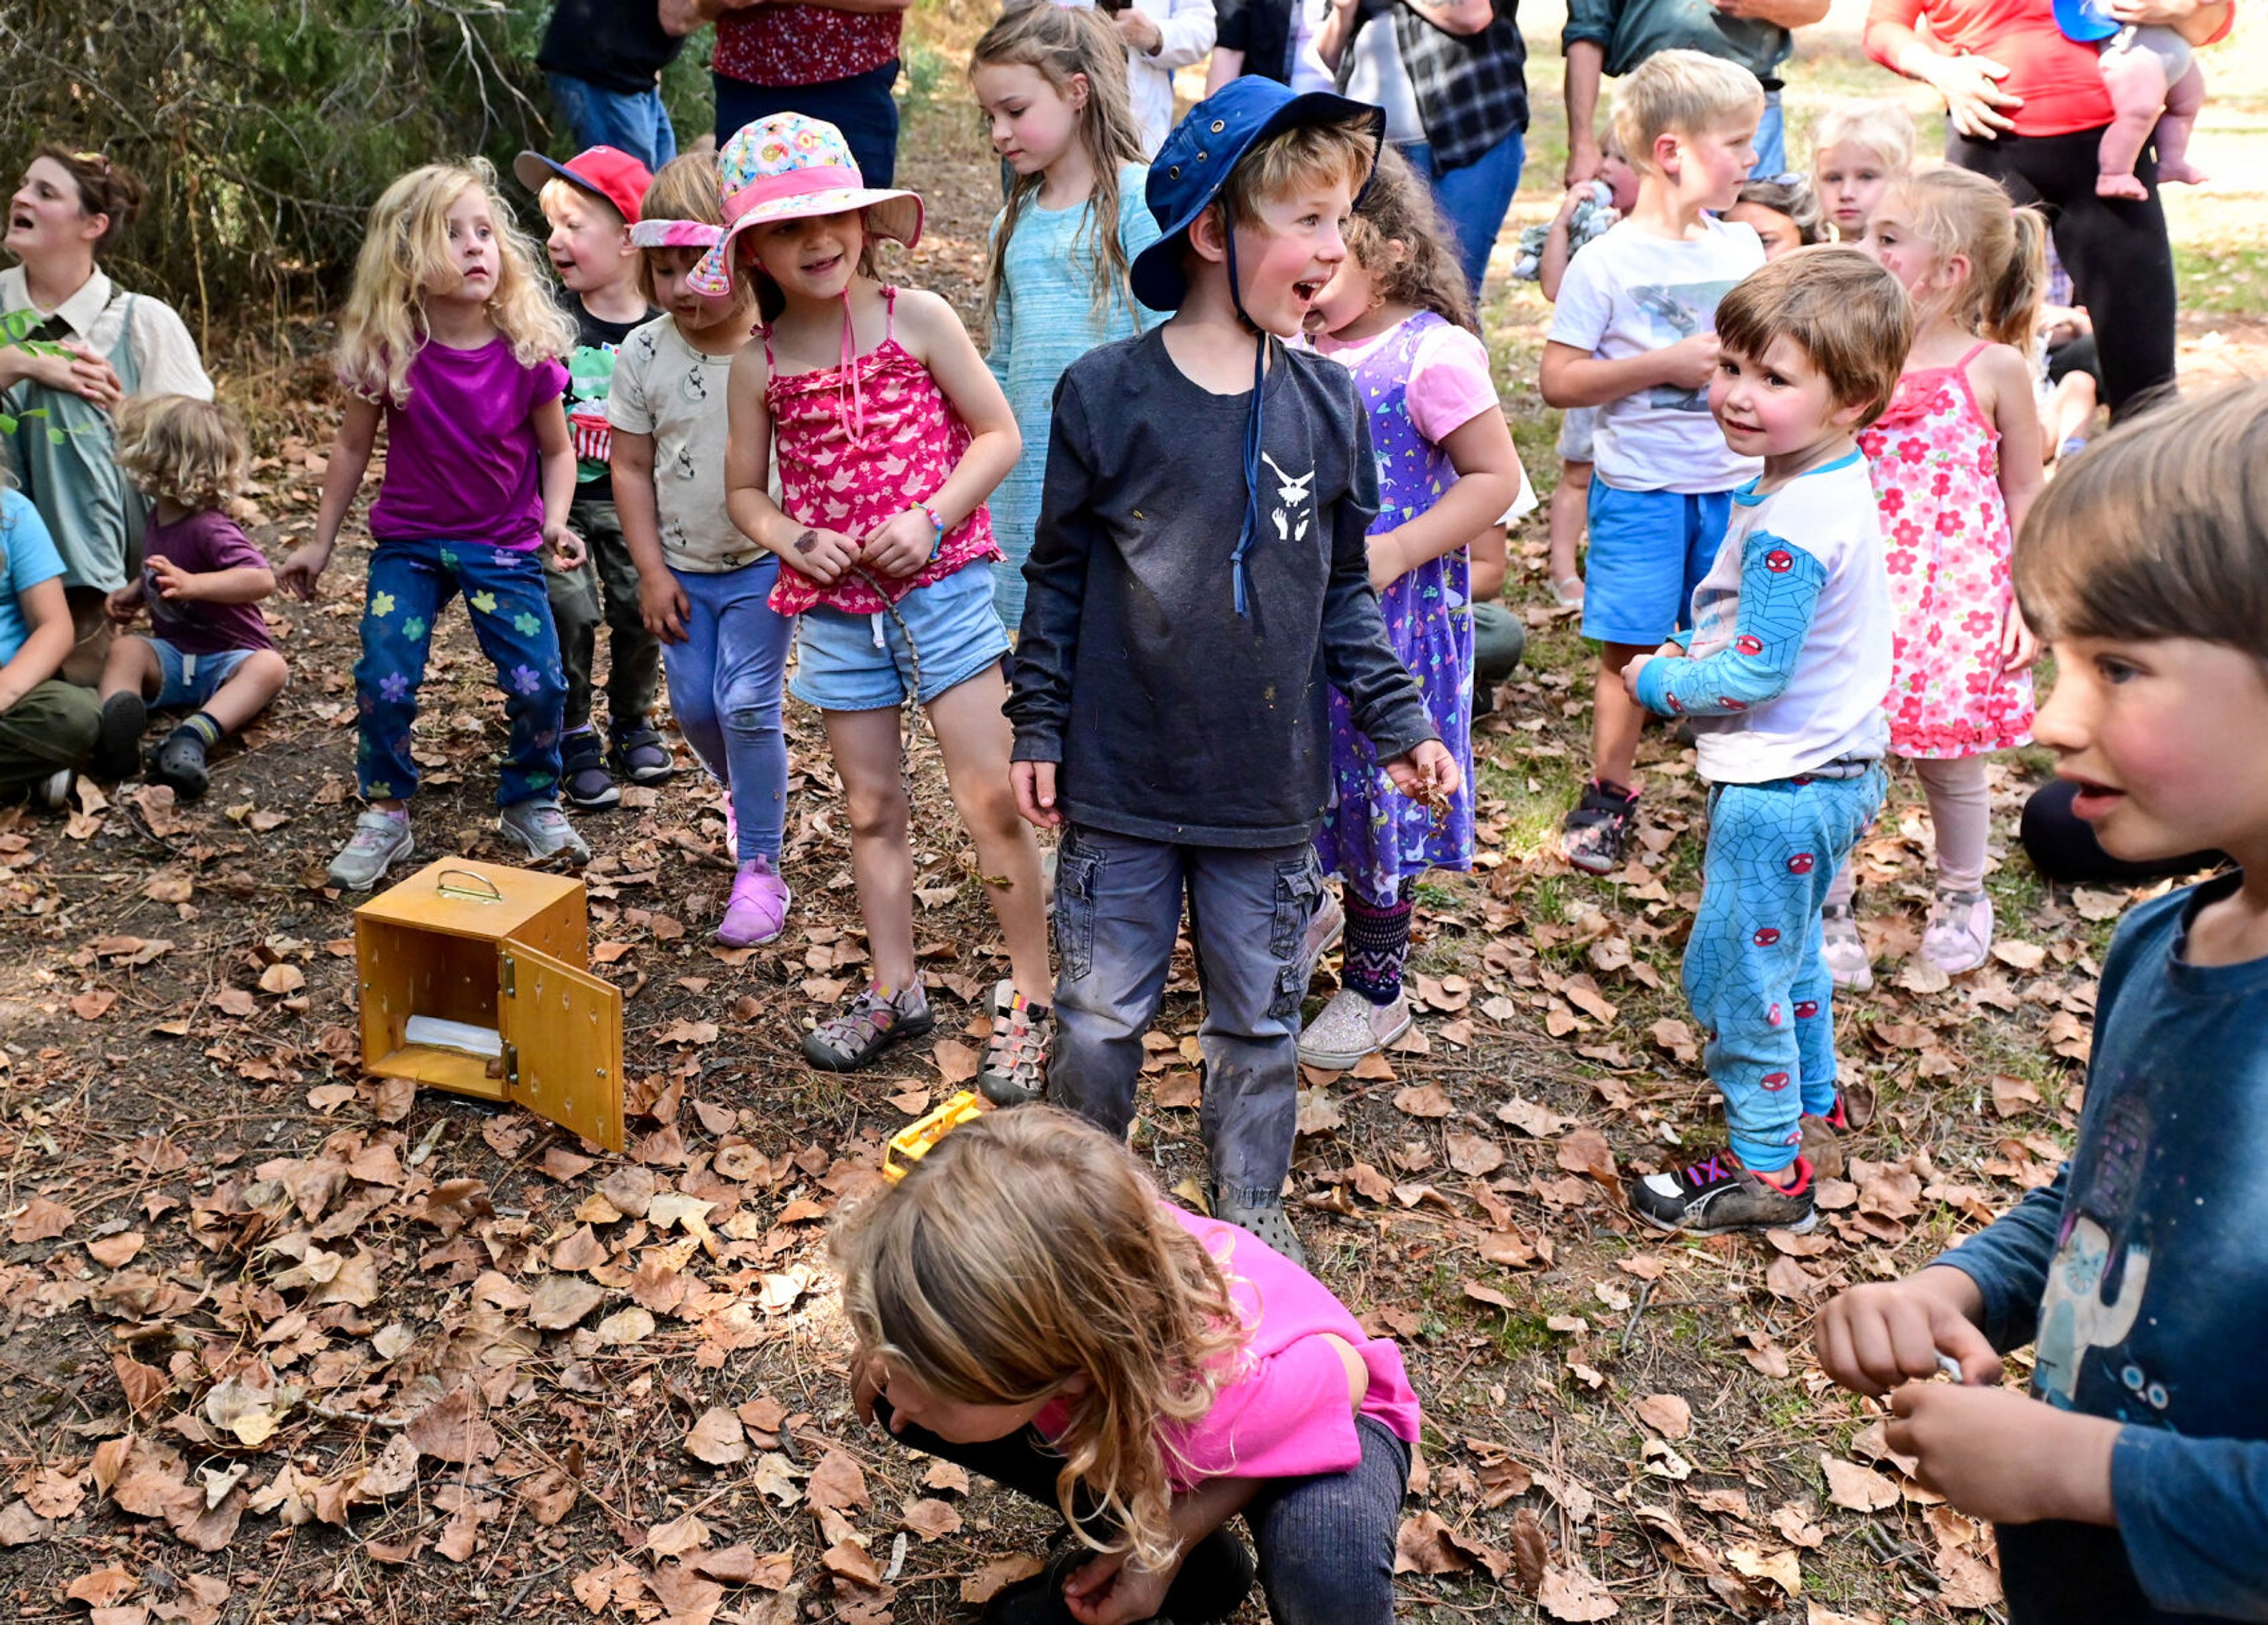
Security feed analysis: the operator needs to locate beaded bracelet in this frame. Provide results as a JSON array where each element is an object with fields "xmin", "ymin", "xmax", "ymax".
[{"xmin": 914, "ymin": 502, "xmax": 946, "ymax": 559}]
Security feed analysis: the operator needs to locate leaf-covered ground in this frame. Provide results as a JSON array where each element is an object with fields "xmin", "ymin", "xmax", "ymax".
[{"xmin": 4, "ymin": 9, "xmax": 2266, "ymax": 1623}]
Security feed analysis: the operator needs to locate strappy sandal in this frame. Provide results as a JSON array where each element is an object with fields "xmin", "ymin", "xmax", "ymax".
[
  {"xmin": 1551, "ymin": 573, "xmax": 1586, "ymax": 608},
  {"xmin": 1561, "ymin": 778, "xmax": 1638, "ymax": 875},
  {"xmin": 800, "ymin": 984, "xmax": 934, "ymax": 1072}
]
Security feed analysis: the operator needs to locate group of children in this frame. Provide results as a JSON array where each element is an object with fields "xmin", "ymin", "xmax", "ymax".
[{"xmin": 6, "ymin": 1, "xmax": 2262, "ymax": 1611}]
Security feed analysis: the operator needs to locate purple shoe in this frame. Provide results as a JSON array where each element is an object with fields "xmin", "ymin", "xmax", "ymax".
[{"xmin": 718, "ymin": 856, "xmax": 790, "ymax": 947}]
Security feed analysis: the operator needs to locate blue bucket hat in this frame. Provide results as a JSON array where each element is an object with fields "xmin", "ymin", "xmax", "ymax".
[
  {"xmin": 2052, "ymin": 0, "xmax": 2119, "ymax": 41},
  {"xmin": 1130, "ymin": 80, "xmax": 1383, "ymax": 614}
]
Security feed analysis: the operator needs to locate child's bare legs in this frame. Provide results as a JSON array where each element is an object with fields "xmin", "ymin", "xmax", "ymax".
[
  {"xmin": 2097, "ymin": 43, "xmax": 2171, "ymax": 198},
  {"xmin": 1916, "ymin": 755, "xmax": 1995, "ymax": 974},
  {"xmin": 97, "ymin": 635, "xmax": 158, "ymax": 704},
  {"xmin": 1548, "ymin": 459, "xmax": 1591, "ymax": 603},
  {"xmin": 2047, "ymin": 369, "xmax": 2100, "ymax": 460},
  {"xmin": 923, "ymin": 671, "xmax": 1050, "ymax": 1003},
  {"xmin": 2154, "ymin": 60, "xmax": 2208, "ymax": 185},
  {"xmin": 197, "ymin": 651, "xmax": 290, "ymax": 736},
  {"xmin": 1592, "ymin": 642, "xmax": 1648, "ymax": 791},
  {"xmin": 822, "ymin": 705, "xmax": 922, "ymax": 994},
  {"xmin": 92, "ymin": 636, "xmax": 158, "ymax": 780}
]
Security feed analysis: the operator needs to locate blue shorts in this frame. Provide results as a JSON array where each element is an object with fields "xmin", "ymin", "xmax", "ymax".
[
  {"xmin": 1580, "ymin": 484, "xmax": 1733, "ymax": 647},
  {"xmin": 789, "ymin": 562, "xmax": 1011, "ymax": 712},
  {"xmin": 151, "ymin": 639, "xmax": 260, "ymax": 709}
]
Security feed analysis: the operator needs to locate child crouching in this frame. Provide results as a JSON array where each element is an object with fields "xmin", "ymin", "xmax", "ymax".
[
  {"xmin": 96, "ymin": 396, "xmax": 288, "ymax": 797},
  {"xmin": 1621, "ymin": 247, "xmax": 1911, "ymax": 1234}
]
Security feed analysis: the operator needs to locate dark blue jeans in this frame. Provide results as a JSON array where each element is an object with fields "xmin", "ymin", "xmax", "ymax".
[
  {"xmin": 876, "ymin": 1402, "xmax": 1410, "ymax": 1625},
  {"xmin": 1049, "ymin": 825, "xmax": 1320, "ymax": 1207},
  {"xmin": 354, "ymin": 539, "xmax": 566, "ymax": 807},
  {"xmin": 714, "ymin": 58, "xmax": 901, "ymax": 186},
  {"xmin": 545, "ymin": 73, "xmax": 678, "ymax": 171},
  {"xmin": 1429, "ymin": 125, "xmax": 1525, "ymax": 300}
]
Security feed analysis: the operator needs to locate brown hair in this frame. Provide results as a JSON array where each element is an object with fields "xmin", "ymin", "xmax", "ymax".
[
  {"xmin": 972, "ymin": 2, "xmax": 1152, "ymax": 330},
  {"xmin": 632, "ymin": 154, "xmax": 758, "ymax": 329},
  {"xmin": 31, "ymin": 145, "xmax": 146, "ymax": 252},
  {"xmin": 2015, "ymin": 381, "xmax": 2268, "ymax": 661},
  {"xmin": 1733, "ymin": 175, "xmax": 1826, "ymax": 245},
  {"xmin": 831, "ymin": 1107, "xmax": 1247, "ymax": 1573},
  {"xmin": 1219, "ymin": 116, "xmax": 1378, "ymax": 231},
  {"xmin": 1611, "ymin": 50, "xmax": 1765, "ymax": 175},
  {"xmin": 733, "ymin": 216, "xmax": 882, "ymax": 325},
  {"xmin": 1714, "ymin": 246, "xmax": 1912, "ymax": 428},
  {"xmin": 1343, "ymin": 145, "xmax": 1476, "ymax": 334},
  {"xmin": 1875, "ymin": 168, "xmax": 2047, "ymax": 350},
  {"xmin": 113, "ymin": 393, "xmax": 250, "ymax": 511}
]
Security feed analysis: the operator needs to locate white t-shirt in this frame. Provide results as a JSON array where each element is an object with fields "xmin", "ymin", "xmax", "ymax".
[
  {"xmin": 1547, "ymin": 217, "xmax": 1764, "ymax": 494},
  {"xmin": 1677, "ymin": 452, "xmax": 1892, "ymax": 784},
  {"xmin": 1288, "ymin": 0, "xmax": 1335, "ymax": 92},
  {"xmin": 606, "ymin": 315, "xmax": 762, "ymax": 574}
]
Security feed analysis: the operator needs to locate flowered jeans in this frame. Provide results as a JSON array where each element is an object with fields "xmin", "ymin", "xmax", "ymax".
[{"xmin": 354, "ymin": 537, "xmax": 566, "ymax": 807}]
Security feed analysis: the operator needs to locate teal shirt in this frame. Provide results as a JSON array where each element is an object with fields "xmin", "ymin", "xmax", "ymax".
[
  {"xmin": 1562, "ymin": 0, "xmax": 1793, "ymax": 84},
  {"xmin": 984, "ymin": 164, "xmax": 1166, "ymax": 629}
]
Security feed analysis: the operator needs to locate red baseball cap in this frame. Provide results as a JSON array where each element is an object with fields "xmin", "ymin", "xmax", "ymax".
[{"xmin": 513, "ymin": 145, "xmax": 653, "ymax": 226}]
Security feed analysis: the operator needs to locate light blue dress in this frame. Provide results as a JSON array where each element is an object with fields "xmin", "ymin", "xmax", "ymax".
[{"xmin": 984, "ymin": 162, "xmax": 1165, "ymax": 629}]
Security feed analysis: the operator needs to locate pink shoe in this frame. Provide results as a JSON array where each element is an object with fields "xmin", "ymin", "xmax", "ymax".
[{"xmin": 718, "ymin": 856, "xmax": 790, "ymax": 947}]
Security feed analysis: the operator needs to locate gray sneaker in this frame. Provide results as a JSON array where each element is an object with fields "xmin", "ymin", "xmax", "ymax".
[
  {"xmin": 1297, "ymin": 987, "xmax": 1412, "ymax": 1070},
  {"xmin": 498, "ymin": 798, "xmax": 590, "ymax": 867},
  {"xmin": 1212, "ymin": 1187, "xmax": 1308, "ymax": 1268},
  {"xmin": 329, "ymin": 809, "xmax": 415, "ymax": 890},
  {"xmin": 1297, "ymin": 886, "xmax": 1344, "ymax": 990}
]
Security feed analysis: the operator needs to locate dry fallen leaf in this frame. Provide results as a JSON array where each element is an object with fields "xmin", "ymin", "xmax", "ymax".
[
  {"xmin": 1537, "ymin": 1561, "xmax": 1620, "ymax": 1620},
  {"xmin": 1633, "ymin": 1392, "xmax": 1692, "ymax": 1440},
  {"xmin": 1392, "ymin": 1083, "xmax": 1454, "ymax": 1118},
  {"xmin": 685, "ymin": 1409, "xmax": 749, "ymax": 1467},
  {"xmin": 1726, "ymin": 1542, "xmax": 1802, "ymax": 1595}
]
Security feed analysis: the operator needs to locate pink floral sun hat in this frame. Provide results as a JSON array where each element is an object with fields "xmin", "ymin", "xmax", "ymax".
[{"xmin": 686, "ymin": 113, "xmax": 924, "ymax": 298}]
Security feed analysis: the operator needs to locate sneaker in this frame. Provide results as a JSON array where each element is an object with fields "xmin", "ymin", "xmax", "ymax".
[
  {"xmin": 1297, "ymin": 885, "xmax": 1344, "ymax": 990},
  {"xmin": 149, "ymin": 729, "xmax": 211, "ymax": 800},
  {"xmin": 1799, "ymin": 1094, "xmax": 1849, "ymax": 1180},
  {"xmin": 608, "ymin": 719, "xmax": 673, "ymax": 785},
  {"xmin": 498, "ymin": 798, "xmax": 591, "ymax": 867},
  {"xmin": 1562, "ymin": 778, "xmax": 1638, "ymax": 875},
  {"xmin": 30, "ymin": 766, "xmax": 75, "ymax": 814},
  {"xmin": 975, "ymin": 978, "xmax": 1053, "ymax": 1106},
  {"xmin": 1631, "ymin": 1151, "xmax": 1816, "ymax": 1235},
  {"xmin": 1211, "ymin": 1187, "xmax": 1307, "ymax": 1268},
  {"xmin": 1297, "ymin": 987, "xmax": 1412, "ymax": 1069},
  {"xmin": 802, "ymin": 983, "xmax": 934, "ymax": 1072},
  {"xmin": 1820, "ymin": 903, "xmax": 1873, "ymax": 991},
  {"xmin": 559, "ymin": 728, "xmax": 619, "ymax": 812},
  {"xmin": 328, "ymin": 809, "xmax": 414, "ymax": 890},
  {"xmin": 93, "ymin": 691, "xmax": 147, "ymax": 781},
  {"xmin": 718, "ymin": 856, "xmax": 791, "ymax": 948},
  {"xmin": 1922, "ymin": 888, "xmax": 1993, "ymax": 975}
]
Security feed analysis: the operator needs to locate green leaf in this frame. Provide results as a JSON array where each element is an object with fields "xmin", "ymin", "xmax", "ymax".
[{"xmin": 47, "ymin": 427, "xmax": 66, "ymax": 445}]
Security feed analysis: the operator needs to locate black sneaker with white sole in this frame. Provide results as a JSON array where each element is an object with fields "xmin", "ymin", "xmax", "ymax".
[{"xmin": 1630, "ymin": 1151, "xmax": 1816, "ymax": 1235}]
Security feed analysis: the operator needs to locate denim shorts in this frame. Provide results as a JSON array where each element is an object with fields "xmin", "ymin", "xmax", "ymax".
[
  {"xmin": 151, "ymin": 639, "xmax": 258, "ymax": 709},
  {"xmin": 1580, "ymin": 484, "xmax": 1732, "ymax": 648},
  {"xmin": 788, "ymin": 561, "xmax": 1011, "ymax": 712}
]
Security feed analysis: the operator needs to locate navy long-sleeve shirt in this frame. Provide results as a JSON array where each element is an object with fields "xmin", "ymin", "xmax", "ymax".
[{"xmin": 1936, "ymin": 871, "xmax": 2268, "ymax": 1621}]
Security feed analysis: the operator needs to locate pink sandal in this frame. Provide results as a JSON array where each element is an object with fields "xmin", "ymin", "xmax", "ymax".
[{"xmin": 719, "ymin": 856, "xmax": 791, "ymax": 947}]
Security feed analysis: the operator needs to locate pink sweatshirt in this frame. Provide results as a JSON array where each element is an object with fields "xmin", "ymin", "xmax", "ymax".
[{"xmin": 1039, "ymin": 1206, "xmax": 1423, "ymax": 1490}]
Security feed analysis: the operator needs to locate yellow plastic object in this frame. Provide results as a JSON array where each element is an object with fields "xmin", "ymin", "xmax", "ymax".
[
  {"xmin": 884, "ymin": 1091, "xmax": 988, "ymax": 1183},
  {"xmin": 354, "ymin": 857, "xmax": 625, "ymax": 1151}
]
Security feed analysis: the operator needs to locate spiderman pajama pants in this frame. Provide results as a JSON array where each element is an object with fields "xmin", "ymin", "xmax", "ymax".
[{"xmin": 1683, "ymin": 764, "xmax": 1886, "ymax": 1173}]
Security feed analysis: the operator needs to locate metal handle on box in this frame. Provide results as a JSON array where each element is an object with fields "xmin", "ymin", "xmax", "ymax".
[{"xmin": 436, "ymin": 868, "xmax": 503, "ymax": 903}]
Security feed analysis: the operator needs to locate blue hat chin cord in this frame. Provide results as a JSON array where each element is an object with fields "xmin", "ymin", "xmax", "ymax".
[{"xmin": 1225, "ymin": 226, "xmax": 1266, "ymax": 618}]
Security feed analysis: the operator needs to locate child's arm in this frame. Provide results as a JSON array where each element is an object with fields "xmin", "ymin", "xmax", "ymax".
[
  {"xmin": 104, "ymin": 576, "xmax": 146, "ymax": 625},
  {"xmin": 1624, "ymin": 530, "xmax": 1822, "ymax": 716},
  {"xmin": 1976, "ymin": 341, "xmax": 2046, "ymax": 673},
  {"xmin": 724, "ymin": 344, "xmax": 860, "ymax": 586},
  {"xmin": 1366, "ymin": 409, "xmax": 1518, "ymax": 593},
  {"xmin": 1537, "ymin": 186, "xmax": 1593, "ymax": 304},
  {"xmin": 862, "ymin": 291, "xmax": 1021, "ymax": 579},
  {"xmin": 532, "ymin": 397, "xmax": 586, "ymax": 572},
  {"xmin": 146, "ymin": 554, "xmax": 274, "ymax": 605},
  {"xmin": 0, "ymin": 576, "xmax": 75, "ymax": 716},
  {"xmin": 610, "ymin": 429, "xmax": 690, "ymax": 644},
  {"xmin": 279, "ymin": 394, "xmax": 380, "ymax": 601},
  {"xmin": 1540, "ymin": 335, "xmax": 1718, "ymax": 410},
  {"xmin": 1005, "ymin": 374, "xmax": 1101, "ymax": 828}
]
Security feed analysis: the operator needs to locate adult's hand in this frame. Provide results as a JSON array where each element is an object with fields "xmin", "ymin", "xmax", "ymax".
[
  {"xmin": 1114, "ymin": 6, "xmax": 1163, "ymax": 53},
  {"xmin": 1922, "ymin": 52, "xmax": 2023, "ymax": 139},
  {"xmin": 1710, "ymin": 0, "xmax": 1830, "ymax": 23},
  {"xmin": 2, "ymin": 342, "xmax": 125, "ymax": 410},
  {"xmin": 2107, "ymin": 0, "xmax": 2201, "ymax": 22}
]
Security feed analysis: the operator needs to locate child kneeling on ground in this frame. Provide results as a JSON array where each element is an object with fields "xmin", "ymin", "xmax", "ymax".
[
  {"xmin": 1816, "ymin": 382, "xmax": 2268, "ymax": 1623},
  {"xmin": 95, "ymin": 396, "xmax": 288, "ymax": 797},
  {"xmin": 1620, "ymin": 247, "xmax": 1911, "ymax": 1235},
  {"xmin": 836, "ymin": 1105, "xmax": 1420, "ymax": 1625}
]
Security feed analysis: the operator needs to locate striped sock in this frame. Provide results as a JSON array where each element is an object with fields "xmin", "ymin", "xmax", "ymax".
[
  {"xmin": 175, "ymin": 712, "xmax": 222, "ymax": 749},
  {"xmin": 1341, "ymin": 882, "xmax": 1414, "ymax": 1007}
]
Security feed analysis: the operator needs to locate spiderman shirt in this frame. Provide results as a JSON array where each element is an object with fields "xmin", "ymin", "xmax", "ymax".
[{"xmin": 1934, "ymin": 872, "xmax": 2268, "ymax": 1622}]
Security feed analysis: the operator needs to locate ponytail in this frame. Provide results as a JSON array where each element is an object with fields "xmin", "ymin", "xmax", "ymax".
[{"xmin": 1983, "ymin": 205, "xmax": 2049, "ymax": 351}]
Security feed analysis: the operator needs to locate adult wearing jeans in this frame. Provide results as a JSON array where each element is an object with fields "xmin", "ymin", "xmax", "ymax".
[
  {"xmin": 1394, "ymin": 0, "xmax": 1531, "ymax": 298},
  {"xmin": 1562, "ymin": 0, "xmax": 1827, "ymax": 185},
  {"xmin": 536, "ymin": 0, "xmax": 698, "ymax": 169},
  {"xmin": 1864, "ymin": 0, "xmax": 2230, "ymax": 417},
  {"xmin": 696, "ymin": 0, "xmax": 911, "ymax": 187}
]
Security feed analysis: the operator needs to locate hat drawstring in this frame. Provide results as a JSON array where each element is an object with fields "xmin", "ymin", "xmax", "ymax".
[
  {"xmin": 837, "ymin": 287, "xmax": 869, "ymax": 450},
  {"xmin": 1224, "ymin": 227, "xmax": 1266, "ymax": 619}
]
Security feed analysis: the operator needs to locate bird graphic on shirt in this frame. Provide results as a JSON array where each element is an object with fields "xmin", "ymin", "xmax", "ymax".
[{"xmin": 1260, "ymin": 452, "xmax": 1314, "ymax": 543}]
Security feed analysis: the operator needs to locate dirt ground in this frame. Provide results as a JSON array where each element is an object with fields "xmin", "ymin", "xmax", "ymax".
[{"xmin": 4, "ymin": 17, "xmax": 2267, "ymax": 1625}]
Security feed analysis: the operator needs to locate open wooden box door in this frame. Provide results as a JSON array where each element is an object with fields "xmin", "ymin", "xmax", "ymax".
[{"xmin": 497, "ymin": 942, "xmax": 625, "ymax": 1154}]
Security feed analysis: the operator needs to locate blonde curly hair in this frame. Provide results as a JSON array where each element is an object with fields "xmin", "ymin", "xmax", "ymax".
[{"xmin": 112, "ymin": 394, "xmax": 249, "ymax": 510}]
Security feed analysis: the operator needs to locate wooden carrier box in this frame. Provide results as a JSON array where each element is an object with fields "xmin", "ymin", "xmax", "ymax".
[{"xmin": 353, "ymin": 859, "xmax": 625, "ymax": 1152}]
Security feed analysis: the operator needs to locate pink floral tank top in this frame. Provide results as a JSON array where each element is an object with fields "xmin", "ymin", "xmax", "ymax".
[{"xmin": 762, "ymin": 287, "xmax": 999, "ymax": 616}]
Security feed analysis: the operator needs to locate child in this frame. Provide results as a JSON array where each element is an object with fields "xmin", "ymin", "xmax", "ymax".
[
  {"xmin": 1816, "ymin": 381, "xmax": 2268, "ymax": 1621},
  {"xmin": 970, "ymin": 1, "xmax": 1166, "ymax": 628},
  {"xmin": 1008, "ymin": 79, "xmax": 1456, "ymax": 1264},
  {"xmin": 1296, "ymin": 147, "xmax": 1521, "ymax": 1067},
  {"xmin": 0, "ymin": 487, "xmax": 99, "ymax": 810},
  {"xmin": 514, "ymin": 145, "xmax": 671, "ymax": 810},
  {"xmin": 94, "ymin": 396, "xmax": 289, "ymax": 798},
  {"xmin": 279, "ymin": 160, "xmax": 589, "ymax": 890},
  {"xmin": 1824, "ymin": 169, "xmax": 2047, "ymax": 985},
  {"xmin": 1621, "ymin": 247, "xmax": 1911, "ymax": 1234},
  {"xmin": 1540, "ymin": 49, "xmax": 1768, "ymax": 876},
  {"xmin": 2057, "ymin": 0, "xmax": 2208, "ymax": 199},
  {"xmin": 1725, "ymin": 174, "xmax": 1826, "ymax": 260},
  {"xmin": 1810, "ymin": 100, "xmax": 1913, "ymax": 243},
  {"xmin": 836, "ymin": 1105, "xmax": 1420, "ymax": 1625},
  {"xmin": 705, "ymin": 116, "xmax": 1051, "ymax": 1091},
  {"xmin": 614, "ymin": 156, "xmax": 795, "ymax": 948},
  {"xmin": 1516, "ymin": 129, "xmax": 1640, "ymax": 610}
]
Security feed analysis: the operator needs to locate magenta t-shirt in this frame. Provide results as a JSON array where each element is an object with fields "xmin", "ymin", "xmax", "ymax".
[
  {"xmin": 143, "ymin": 508, "xmax": 276, "ymax": 657},
  {"xmin": 367, "ymin": 338, "xmax": 569, "ymax": 550},
  {"xmin": 1037, "ymin": 1206, "xmax": 1422, "ymax": 1490}
]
